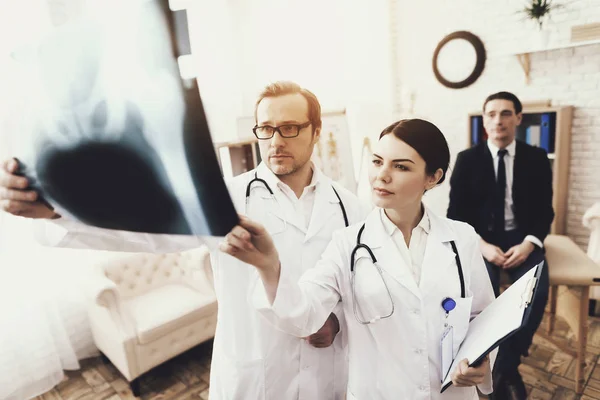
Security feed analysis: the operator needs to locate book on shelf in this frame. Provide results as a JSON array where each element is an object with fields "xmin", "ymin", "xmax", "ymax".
[
  {"xmin": 540, "ymin": 113, "xmax": 556, "ymax": 154},
  {"xmin": 526, "ymin": 125, "xmax": 541, "ymax": 147}
]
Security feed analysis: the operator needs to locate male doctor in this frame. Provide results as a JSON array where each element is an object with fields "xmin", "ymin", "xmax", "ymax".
[{"xmin": 0, "ymin": 81, "xmax": 364, "ymax": 399}]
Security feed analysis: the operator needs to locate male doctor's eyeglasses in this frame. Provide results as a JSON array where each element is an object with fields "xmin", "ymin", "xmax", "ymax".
[{"xmin": 252, "ymin": 121, "xmax": 312, "ymax": 140}]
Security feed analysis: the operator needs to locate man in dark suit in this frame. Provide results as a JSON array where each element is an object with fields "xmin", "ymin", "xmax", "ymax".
[{"xmin": 448, "ymin": 92, "xmax": 553, "ymax": 399}]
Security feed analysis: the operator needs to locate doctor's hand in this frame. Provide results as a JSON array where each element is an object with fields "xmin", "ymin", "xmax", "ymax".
[
  {"xmin": 451, "ymin": 356, "xmax": 489, "ymax": 387},
  {"xmin": 480, "ymin": 239, "xmax": 507, "ymax": 267},
  {"xmin": 0, "ymin": 158, "xmax": 58, "ymax": 219},
  {"xmin": 307, "ymin": 313, "xmax": 340, "ymax": 348},
  {"xmin": 219, "ymin": 215, "xmax": 280, "ymax": 271},
  {"xmin": 503, "ymin": 241, "xmax": 534, "ymax": 269}
]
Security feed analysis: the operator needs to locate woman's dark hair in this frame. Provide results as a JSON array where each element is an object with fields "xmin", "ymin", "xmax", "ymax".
[{"xmin": 379, "ymin": 119, "xmax": 450, "ymax": 185}]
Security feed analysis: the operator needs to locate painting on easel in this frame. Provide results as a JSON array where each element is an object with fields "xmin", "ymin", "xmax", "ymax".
[{"xmin": 312, "ymin": 110, "xmax": 356, "ymax": 192}]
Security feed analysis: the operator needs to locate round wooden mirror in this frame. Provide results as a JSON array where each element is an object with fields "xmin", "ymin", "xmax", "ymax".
[{"xmin": 432, "ymin": 31, "xmax": 486, "ymax": 89}]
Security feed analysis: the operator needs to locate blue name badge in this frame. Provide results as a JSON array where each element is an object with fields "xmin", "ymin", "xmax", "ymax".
[{"xmin": 440, "ymin": 325, "xmax": 454, "ymax": 382}]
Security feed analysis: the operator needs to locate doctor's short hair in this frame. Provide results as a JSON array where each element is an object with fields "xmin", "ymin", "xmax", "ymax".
[
  {"xmin": 254, "ymin": 81, "xmax": 322, "ymax": 132},
  {"xmin": 379, "ymin": 119, "xmax": 451, "ymax": 184}
]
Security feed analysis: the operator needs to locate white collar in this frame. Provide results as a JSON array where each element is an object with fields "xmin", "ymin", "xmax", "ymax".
[
  {"xmin": 362, "ymin": 205, "xmax": 455, "ymax": 250},
  {"xmin": 487, "ymin": 139, "xmax": 516, "ymax": 158},
  {"xmin": 255, "ymin": 161, "xmax": 321, "ymax": 194},
  {"xmin": 380, "ymin": 206, "xmax": 431, "ymax": 237}
]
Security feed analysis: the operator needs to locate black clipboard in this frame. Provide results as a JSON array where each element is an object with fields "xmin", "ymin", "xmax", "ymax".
[{"xmin": 441, "ymin": 261, "xmax": 544, "ymax": 393}]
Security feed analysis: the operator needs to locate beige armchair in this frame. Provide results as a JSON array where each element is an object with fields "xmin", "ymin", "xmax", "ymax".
[
  {"xmin": 88, "ymin": 246, "xmax": 217, "ymax": 397},
  {"xmin": 584, "ymin": 202, "xmax": 600, "ymax": 300}
]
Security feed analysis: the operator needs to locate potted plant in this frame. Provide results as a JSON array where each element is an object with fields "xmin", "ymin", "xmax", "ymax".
[{"xmin": 521, "ymin": 0, "xmax": 563, "ymax": 48}]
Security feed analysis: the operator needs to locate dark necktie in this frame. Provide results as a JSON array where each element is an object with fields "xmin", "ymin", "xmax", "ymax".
[{"xmin": 493, "ymin": 149, "xmax": 508, "ymax": 232}]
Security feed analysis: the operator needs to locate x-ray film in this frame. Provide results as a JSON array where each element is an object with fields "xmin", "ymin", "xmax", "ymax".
[{"xmin": 13, "ymin": 0, "xmax": 238, "ymax": 236}]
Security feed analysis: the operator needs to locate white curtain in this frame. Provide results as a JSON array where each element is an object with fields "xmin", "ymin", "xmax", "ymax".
[
  {"xmin": 0, "ymin": 123, "xmax": 104, "ymax": 399},
  {"xmin": 0, "ymin": 243, "xmax": 113, "ymax": 399},
  {"xmin": 0, "ymin": 248, "xmax": 98, "ymax": 400},
  {"xmin": 0, "ymin": 1, "xmax": 107, "ymax": 399}
]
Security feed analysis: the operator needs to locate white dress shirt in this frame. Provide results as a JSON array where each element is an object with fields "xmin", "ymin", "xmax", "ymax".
[
  {"xmin": 269, "ymin": 163, "xmax": 319, "ymax": 230},
  {"xmin": 380, "ymin": 207, "xmax": 430, "ymax": 286},
  {"xmin": 487, "ymin": 140, "xmax": 543, "ymax": 248}
]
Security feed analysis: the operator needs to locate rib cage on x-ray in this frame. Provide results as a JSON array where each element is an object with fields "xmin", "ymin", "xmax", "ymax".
[{"xmin": 15, "ymin": 0, "xmax": 238, "ymax": 236}]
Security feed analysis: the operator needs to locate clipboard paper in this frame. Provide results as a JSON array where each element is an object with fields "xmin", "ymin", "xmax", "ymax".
[{"xmin": 441, "ymin": 262, "xmax": 544, "ymax": 393}]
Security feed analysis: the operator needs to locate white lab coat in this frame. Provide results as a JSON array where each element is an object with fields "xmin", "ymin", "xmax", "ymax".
[
  {"xmin": 208, "ymin": 163, "xmax": 364, "ymax": 400},
  {"xmin": 253, "ymin": 207, "xmax": 496, "ymax": 400},
  {"xmin": 32, "ymin": 162, "xmax": 365, "ymax": 400}
]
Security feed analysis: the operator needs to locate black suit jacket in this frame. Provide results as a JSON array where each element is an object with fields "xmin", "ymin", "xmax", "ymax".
[{"xmin": 447, "ymin": 140, "xmax": 554, "ymax": 245}]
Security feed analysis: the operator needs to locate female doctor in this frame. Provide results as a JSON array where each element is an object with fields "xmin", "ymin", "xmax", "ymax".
[{"xmin": 220, "ymin": 119, "xmax": 497, "ymax": 400}]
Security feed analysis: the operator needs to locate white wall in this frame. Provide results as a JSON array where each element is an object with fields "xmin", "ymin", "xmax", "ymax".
[
  {"xmin": 392, "ymin": 0, "xmax": 600, "ymax": 249},
  {"xmin": 197, "ymin": 0, "xmax": 396, "ymax": 179},
  {"xmin": 188, "ymin": 0, "xmax": 599, "ymax": 248},
  {"xmin": 185, "ymin": 1, "xmax": 244, "ymax": 144}
]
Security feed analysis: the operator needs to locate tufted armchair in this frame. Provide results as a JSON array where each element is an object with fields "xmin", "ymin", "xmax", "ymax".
[
  {"xmin": 88, "ymin": 246, "xmax": 217, "ymax": 396},
  {"xmin": 584, "ymin": 203, "xmax": 600, "ymax": 300}
]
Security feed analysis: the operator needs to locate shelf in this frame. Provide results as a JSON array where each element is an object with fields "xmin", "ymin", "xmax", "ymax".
[
  {"xmin": 469, "ymin": 105, "xmax": 569, "ymax": 118},
  {"xmin": 511, "ymin": 39, "xmax": 600, "ymax": 84},
  {"xmin": 512, "ymin": 38, "xmax": 600, "ymax": 57}
]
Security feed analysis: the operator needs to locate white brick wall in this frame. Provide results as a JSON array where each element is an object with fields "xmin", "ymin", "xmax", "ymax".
[{"xmin": 391, "ymin": 0, "xmax": 600, "ymax": 250}]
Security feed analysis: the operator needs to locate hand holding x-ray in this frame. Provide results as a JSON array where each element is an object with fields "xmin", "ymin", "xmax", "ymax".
[
  {"xmin": 220, "ymin": 214, "xmax": 280, "ymax": 272},
  {"xmin": 10, "ymin": 0, "xmax": 238, "ymax": 236},
  {"xmin": 219, "ymin": 214, "xmax": 282, "ymax": 302}
]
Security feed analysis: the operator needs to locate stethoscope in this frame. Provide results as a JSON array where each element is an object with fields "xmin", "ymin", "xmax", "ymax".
[
  {"xmin": 245, "ymin": 172, "xmax": 349, "ymax": 232},
  {"xmin": 349, "ymin": 222, "xmax": 466, "ymax": 325}
]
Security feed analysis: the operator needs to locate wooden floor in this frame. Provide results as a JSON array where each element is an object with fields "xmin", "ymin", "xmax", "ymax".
[
  {"xmin": 35, "ymin": 314, "xmax": 600, "ymax": 400},
  {"xmin": 35, "ymin": 341, "xmax": 213, "ymax": 400}
]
